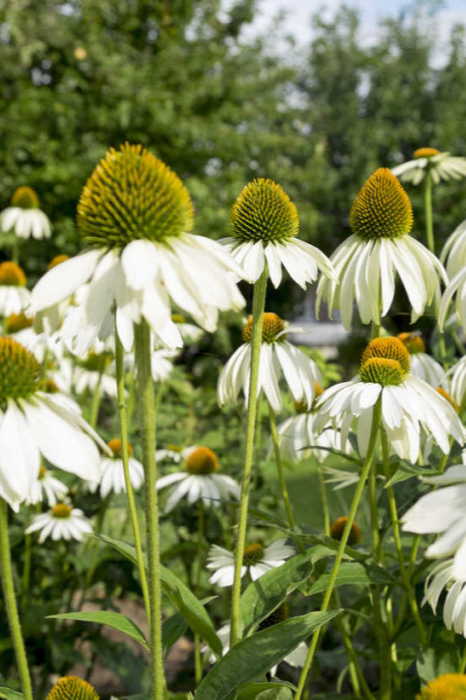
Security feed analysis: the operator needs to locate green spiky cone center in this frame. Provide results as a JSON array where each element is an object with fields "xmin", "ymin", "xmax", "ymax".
[
  {"xmin": 242, "ymin": 312, "xmax": 286, "ymax": 344},
  {"xmin": 12, "ymin": 186, "xmax": 39, "ymax": 209},
  {"xmin": 46, "ymin": 676, "xmax": 99, "ymax": 700},
  {"xmin": 0, "ymin": 338, "xmax": 43, "ymax": 404},
  {"xmin": 230, "ymin": 178, "xmax": 299, "ymax": 244},
  {"xmin": 77, "ymin": 143, "xmax": 194, "ymax": 248},
  {"xmin": 350, "ymin": 168, "xmax": 413, "ymax": 240},
  {"xmin": 359, "ymin": 358, "xmax": 405, "ymax": 386}
]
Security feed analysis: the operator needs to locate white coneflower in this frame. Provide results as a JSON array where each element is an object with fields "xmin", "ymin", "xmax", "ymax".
[
  {"xmin": 170, "ymin": 314, "xmax": 204, "ymax": 343},
  {"xmin": 0, "ymin": 262, "xmax": 31, "ymax": 316},
  {"xmin": 397, "ymin": 331, "xmax": 445, "ymax": 387},
  {"xmin": 0, "ymin": 186, "xmax": 51, "ymax": 240},
  {"xmin": 31, "ymin": 144, "xmax": 245, "ymax": 354},
  {"xmin": 125, "ymin": 345, "xmax": 176, "ymax": 382},
  {"xmin": 392, "ymin": 147, "xmax": 466, "ymax": 186},
  {"xmin": 207, "ymin": 539, "xmax": 294, "ymax": 587},
  {"xmin": 156, "ymin": 446, "xmax": 240, "ymax": 513},
  {"xmin": 221, "ymin": 178, "xmax": 335, "ymax": 289},
  {"xmin": 26, "ymin": 466, "xmax": 68, "ymax": 506},
  {"xmin": 438, "ymin": 218, "xmax": 466, "ymax": 331},
  {"xmin": 155, "ymin": 445, "xmax": 194, "ymax": 464},
  {"xmin": 402, "ymin": 465, "xmax": 466, "ymax": 581},
  {"xmin": 218, "ymin": 312, "xmax": 321, "ymax": 413},
  {"xmin": 73, "ymin": 348, "xmax": 117, "ymax": 398},
  {"xmin": 26, "ymin": 503, "xmax": 92, "ymax": 543},
  {"xmin": 316, "ymin": 337, "xmax": 464, "ymax": 464},
  {"xmin": 448, "ymin": 357, "xmax": 466, "ymax": 410},
  {"xmin": 4, "ymin": 312, "xmax": 65, "ymax": 365},
  {"xmin": 422, "ymin": 559, "xmax": 466, "ymax": 638},
  {"xmin": 0, "ymin": 337, "xmax": 109, "ymax": 511},
  {"xmin": 316, "ymin": 168, "xmax": 447, "ymax": 329},
  {"xmin": 97, "ymin": 438, "xmax": 144, "ymax": 498}
]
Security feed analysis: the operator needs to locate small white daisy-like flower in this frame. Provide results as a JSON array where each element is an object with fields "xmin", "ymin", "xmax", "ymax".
[
  {"xmin": 31, "ymin": 144, "xmax": 245, "ymax": 355},
  {"xmin": 0, "ymin": 337, "xmax": 109, "ymax": 512},
  {"xmin": 218, "ymin": 312, "xmax": 321, "ymax": 414},
  {"xmin": 0, "ymin": 186, "xmax": 51, "ymax": 240},
  {"xmin": 170, "ymin": 314, "xmax": 204, "ymax": 343},
  {"xmin": 156, "ymin": 446, "xmax": 240, "ymax": 513},
  {"xmin": 402, "ymin": 465, "xmax": 466, "ymax": 581},
  {"xmin": 439, "ymin": 219, "xmax": 466, "ymax": 332},
  {"xmin": 0, "ymin": 262, "xmax": 31, "ymax": 316},
  {"xmin": 392, "ymin": 147, "xmax": 466, "ymax": 186},
  {"xmin": 397, "ymin": 332, "xmax": 445, "ymax": 387},
  {"xmin": 155, "ymin": 445, "xmax": 194, "ymax": 464},
  {"xmin": 207, "ymin": 539, "xmax": 294, "ymax": 587},
  {"xmin": 221, "ymin": 178, "xmax": 335, "ymax": 289},
  {"xmin": 73, "ymin": 349, "xmax": 117, "ymax": 398},
  {"xmin": 26, "ymin": 503, "xmax": 92, "ymax": 543},
  {"xmin": 423, "ymin": 559, "xmax": 466, "ymax": 637},
  {"xmin": 316, "ymin": 337, "xmax": 464, "ymax": 464},
  {"xmin": 5, "ymin": 312, "xmax": 65, "ymax": 366},
  {"xmin": 316, "ymin": 168, "xmax": 447, "ymax": 330},
  {"xmin": 97, "ymin": 438, "xmax": 144, "ymax": 499},
  {"xmin": 26, "ymin": 466, "xmax": 68, "ymax": 506}
]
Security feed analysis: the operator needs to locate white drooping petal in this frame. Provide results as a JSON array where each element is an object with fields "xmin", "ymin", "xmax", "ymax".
[{"xmin": 32, "ymin": 250, "xmax": 103, "ymax": 312}]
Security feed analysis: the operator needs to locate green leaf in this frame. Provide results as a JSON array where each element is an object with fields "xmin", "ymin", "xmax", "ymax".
[
  {"xmin": 47, "ymin": 611, "xmax": 149, "ymax": 650},
  {"xmin": 308, "ymin": 562, "xmax": 395, "ymax": 595},
  {"xmin": 0, "ymin": 689, "xmax": 23, "ymax": 700},
  {"xmin": 239, "ymin": 553, "xmax": 314, "ymax": 635},
  {"xmin": 385, "ymin": 463, "xmax": 438, "ymax": 487},
  {"xmin": 195, "ymin": 611, "xmax": 340, "ymax": 700},
  {"xmin": 235, "ymin": 682, "xmax": 295, "ymax": 699},
  {"xmin": 162, "ymin": 612, "xmax": 187, "ymax": 658},
  {"xmin": 250, "ymin": 529, "xmax": 368, "ymax": 563},
  {"xmin": 97, "ymin": 534, "xmax": 222, "ymax": 658},
  {"xmin": 416, "ymin": 641, "xmax": 461, "ymax": 684}
]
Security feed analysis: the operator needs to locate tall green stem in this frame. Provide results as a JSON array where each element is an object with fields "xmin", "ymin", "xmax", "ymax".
[
  {"xmin": 0, "ymin": 499, "xmax": 33, "ymax": 700},
  {"xmin": 194, "ymin": 500, "xmax": 205, "ymax": 685},
  {"xmin": 316, "ymin": 462, "xmax": 330, "ymax": 537},
  {"xmin": 229, "ymin": 269, "xmax": 268, "ymax": 647},
  {"xmin": 115, "ymin": 317, "xmax": 151, "ymax": 628},
  {"xmin": 134, "ymin": 320, "xmax": 166, "ymax": 698},
  {"xmin": 294, "ymin": 399, "xmax": 382, "ymax": 700}
]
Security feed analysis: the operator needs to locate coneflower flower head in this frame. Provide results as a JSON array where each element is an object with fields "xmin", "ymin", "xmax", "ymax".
[
  {"xmin": 330, "ymin": 516, "xmax": 362, "ymax": 545},
  {"xmin": 0, "ymin": 261, "xmax": 27, "ymax": 287},
  {"xmin": 241, "ymin": 312, "xmax": 286, "ymax": 344},
  {"xmin": 46, "ymin": 676, "xmax": 99, "ymax": 700},
  {"xmin": 416, "ymin": 674, "xmax": 466, "ymax": 700},
  {"xmin": 11, "ymin": 186, "xmax": 40, "ymax": 209},
  {"xmin": 397, "ymin": 331, "xmax": 425, "ymax": 354},
  {"xmin": 185, "ymin": 446, "xmax": 220, "ymax": 475},
  {"xmin": 414, "ymin": 147, "xmax": 440, "ymax": 159},
  {"xmin": 78, "ymin": 143, "xmax": 194, "ymax": 248},
  {"xmin": 0, "ymin": 337, "xmax": 43, "ymax": 404},
  {"xmin": 5, "ymin": 312, "xmax": 34, "ymax": 334},
  {"xmin": 359, "ymin": 336, "xmax": 410, "ymax": 387},
  {"xmin": 230, "ymin": 179, "xmax": 299, "ymax": 244}
]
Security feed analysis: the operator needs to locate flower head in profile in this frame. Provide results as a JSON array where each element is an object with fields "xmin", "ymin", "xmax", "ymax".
[
  {"xmin": 46, "ymin": 676, "xmax": 99, "ymax": 700},
  {"xmin": 397, "ymin": 331, "xmax": 445, "ymax": 387},
  {"xmin": 330, "ymin": 516, "xmax": 362, "ymax": 546},
  {"xmin": 26, "ymin": 466, "xmax": 68, "ymax": 507},
  {"xmin": 31, "ymin": 144, "xmax": 244, "ymax": 355},
  {"xmin": 392, "ymin": 147, "xmax": 466, "ymax": 186},
  {"xmin": 0, "ymin": 261, "xmax": 31, "ymax": 316},
  {"xmin": 0, "ymin": 337, "xmax": 108, "ymax": 511},
  {"xmin": 94, "ymin": 438, "xmax": 144, "ymax": 498},
  {"xmin": 207, "ymin": 539, "xmax": 294, "ymax": 587},
  {"xmin": 222, "ymin": 178, "xmax": 335, "ymax": 288},
  {"xmin": 218, "ymin": 312, "xmax": 322, "ymax": 413},
  {"xmin": 402, "ymin": 465, "xmax": 466, "ymax": 581},
  {"xmin": 316, "ymin": 168, "xmax": 447, "ymax": 329},
  {"xmin": 422, "ymin": 559, "xmax": 466, "ymax": 638},
  {"xmin": 439, "ymin": 218, "xmax": 466, "ymax": 332},
  {"xmin": 416, "ymin": 673, "xmax": 466, "ymax": 699},
  {"xmin": 156, "ymin": 446, "xmax": 240, "ymax": 513},
  {"xmin": 26, "ymin": 503, "xmax": 93, "ymax": 543},
  {"xmin": 74, "ymin": 346, "xmax": 117, "ymax": 398},
  {"xmin": 316, "ymin": 337, "xmax": 464, "ymax": 463},
  {"xmin": 0, "ymin": 186, "xmax": 51, "ymax": 240}
]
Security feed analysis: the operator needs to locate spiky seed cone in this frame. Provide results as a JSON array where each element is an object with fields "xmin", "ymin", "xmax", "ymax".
[
  {"xmin": 397, "ymin": 332, "xmax": 425, "ymax": 355},
  {"xmin": 350, "ymin": 168, "xmax": 413, "ymax": 240},
  {"xmin": 416, "ymin": 674, "xmax": 466, "ymax": 700},
  {"xmin": 414, "ymin": 147, "xmax": 440, "ymax": 159},
  {"xmin": 77, "ymin": 143, "xmax": 194, "ymax": 248},
  {"xmin": 46, "ymin": 676, "xmax": 99, "ymax": 700},
  {"xmin": 0, "ymin": 262, "xmax": 27, "ymax": 287},
  {"xmin": 108, "ymin": 437, "xmax": 133, "ymax": 457},
  {"xmin": 258, "ymin": 602, "xmax": 290, "ymax": 630},
  {"xmin": 185, "ymin": 446, "xmax": 219, "ymax": 474},
  {"xmin": 230, "ymin": 178, "xmax": 299, "ymax": 244},
  {"xmin": 330, "ymin": 516, "xmax": 361, "ymax": 545},
  {"xmin": 361, "ymin": 337, "xmax": 411, "ymax": 374},
  {"xmin": 6, "ymin": 312, "xmax": 33, "ymax": 334},
  {"xmin": 242, "ymin": 543, "xmax": 265, "ymax": 566},
  {"xmin": 242, "ymin": 312, "xmax": 286, "ymax": 344},
  {"xmin": 12, "ymin": 186, "xmax": 39, "ymax": 209},
  {"xmin": 0, "ymin": 337, "xmax": 43, "ymax": 403}
]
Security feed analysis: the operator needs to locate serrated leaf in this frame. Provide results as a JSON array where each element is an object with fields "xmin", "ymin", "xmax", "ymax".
[
  {"xmin": 239, "ymin": 553, "xmax": 314, "ymax": 635},
  {"xmin": 47, "ymin": 611, "xmax": 149, "ymax": 650},
  {"xmin": 308, "ymin": 562, "xmax": 396, "ymax": 595},
  {"xmin": 97, "ymin": 533, "xmax": 222, "ymax": 658},
  {"xmin": 385, "ymin": 463, "xmax": 438, "ymax": 488},
  {"xmin": 195, "ymin": 611, "xmax": 340, "ymax": 700},
  {"xmin": 0, "ymin": 689, "xmax": 23, "ymax": 700}
]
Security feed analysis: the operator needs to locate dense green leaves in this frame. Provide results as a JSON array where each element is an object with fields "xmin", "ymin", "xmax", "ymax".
[
  {"xmin": 0, "ymin": 689, "xmax": 23, "ymax": 700},
  {"xmin": 236, "ymin": 685, "xmax": 295, "ymax": 700},
  {"xmin": 48, "ymin": 611, "xmax": 150, "ymax": 650},
  {"xmin": 308, "ymin": 562, "xmax": 396, "ymax": 595}
]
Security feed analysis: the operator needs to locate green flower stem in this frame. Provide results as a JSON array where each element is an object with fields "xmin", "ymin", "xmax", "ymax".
[
  {"xmin": 371, "ymin": 320, "xmax": 381, "ymax": 340},
  {"xmin": 134, "ymin": 320, "xmax": 166, "ymax": 699},
  {"xmin": 316, "ymin": 462, "xmax": 330, "ymax": 537},
  {"xmin": 194, "ymin": 500, "xmax": 205, "ymax": 685},
  {"xmin": 268, "ymin": 405, "xmax": 304, "ymax": 553},
  {"xmin": 115, "ymin": 317, "xmax": 151, "ymax": 629},
  {"xmin": 381, "ymin": 431, "xmax": 427, "ymax": 647},
  {"xmin": 229, "ymin": 268, "xmax": 268, "ymax": 648},
  {"xmin": 21, "ymin": 534, "xmax": 32, "ymax": 611},
  {"xmin": 294, "ymin": 399, "xmax": 382, "ymax": 700},
  {"xmin": 0, "ymin": 499, "xmax": 33, "ymax": 700}
]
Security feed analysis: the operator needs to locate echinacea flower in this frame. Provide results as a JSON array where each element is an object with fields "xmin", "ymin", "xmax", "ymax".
[
  {"xmin": 46, "ymin": 676, "xmax": 99, "ymax": 700},
  {"xmin": 397, "ymin": 331, "xmax": 445, "ymax": 387},
  {"xmin": 0, "ymin": 337, "xmax": 108, "ymax": 511},
  {"xmin": 5, "ymin": 312, "xmax": 65, "ymax": 365},
  {"xmin": 96, "ymin": 438, "xmax": 144, "ymax": 498},
  {"xmin": 316, "ymin": 168, "xmax": 447, "ymax": 329},
  {"xmin": 402, "ymin": 465, "xmax": 466, "ymax": 580},
  {"xmin": 0, "ymin": 186, "xmax": 51, "ymax": 240},
  {"xmin": 448, "ymin": 356, "xmax": 466, "ymax": 411},
  {"xmin": 422, "ymin": 559, "xmax": 466, "ymax": 638},
  {"xmin": 26, "ymin": 466, "xmax": 68, "ymax": 506},
  {"xmin": 0, "ymin": 262, "xmax": 31, "ymax": 316},
  {"xmin": 155, "ymin": 445, "xmax": 194, "ymax": 463},
  {"xmin": 276, "ymin": 385, "xmax": 351, "ymax": 463},
  {"xmin": 156, "ymin": 446, "xmax": 240, "ymax": 513},
  {"xmin": 170, "ymin": 313, "xmax": 204, "ymax": 343},
  {"xmin": 31, "ymin": 144, "xmax": 245, "ymax": 354},
  {"xmin": 26, "ymin": 503, "xmax": 93, "ymax": 543},
  {"xmin": 316, "ymin": 337, "xmax": 464, "ymax": 463},
  {"xmin": 330, "ymin": 516, "xmax": 362, "ymax": 546},
  {"xmin": 73, "ymin": 348, "xmax": 117, "ymax": 398},
  {"xmin": 416, "ymin": 673, "xmax": 466, "ymax": 700},
  {"xmin": 392, "ymin": 147, "xmax": 466, "ymax": 186},
  {"xmin": 438, "ymin": 219, "xmax": 466, "ymax": 332},
  {"xmin": 218, "ymin": 312, "xmax": 321, "ymax": 413},
  {"xmin": 207, "ymin": 539, "xmax": 294, "ymax": 587},
  {"xmin": 221, "ymin": 178, "xmax": 335, "ymax": 288}
]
